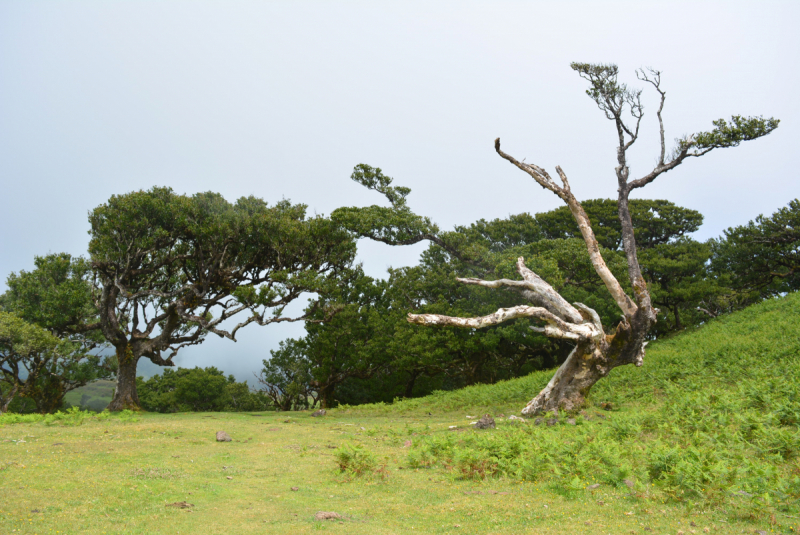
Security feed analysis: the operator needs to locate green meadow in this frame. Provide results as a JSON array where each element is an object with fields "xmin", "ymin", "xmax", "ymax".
[{"xmin": 2, "ymin": 293, "xmax": 799, "ymax": 534}]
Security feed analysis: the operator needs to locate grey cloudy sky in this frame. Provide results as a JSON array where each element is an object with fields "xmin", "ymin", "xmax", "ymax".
[{"xmin": 1, "ymin": 1, "xmax": 797, "ymax": 382}]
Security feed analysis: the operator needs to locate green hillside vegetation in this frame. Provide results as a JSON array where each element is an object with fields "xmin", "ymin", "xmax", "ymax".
[
  {"xmin": 341, "ymin": 291, "xmax": 800, "ymax": 514},
  {"xmin": 1, "ymin": 293, "xmax": 797, "ymax": 534},
  {"xmin": 64, "ymin": 379, "xmax": 115, "ymax": 412}
]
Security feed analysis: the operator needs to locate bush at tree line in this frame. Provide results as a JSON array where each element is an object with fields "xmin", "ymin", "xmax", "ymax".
[{"xmin": 136, "ymin": 367, "xmax": 271, "ymax": 413}]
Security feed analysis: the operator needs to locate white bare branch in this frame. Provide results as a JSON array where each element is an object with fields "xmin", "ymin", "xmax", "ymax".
[
  {"xmin": 456, "ymin": 257, "xmax": 584, "ymax": 324},
  {"xmin": 407, "ymin": 304, "xmax": 603, "ymax": 342},
  {"xmin": 496, "ymin": 138, "xmax": 636, "ymax": 317}
]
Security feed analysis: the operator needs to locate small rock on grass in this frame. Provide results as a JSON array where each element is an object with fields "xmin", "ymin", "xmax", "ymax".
[
  {"xmin": 215, "ymin": 431, "xmax": 232, "ymax": 442},
  {"xmin": 474, "ymin": 414, "xmax": 496, "ymax": 429},
  {"xmin": 315, "ymin": 511, "xmax": 341, "ymax": 521}
]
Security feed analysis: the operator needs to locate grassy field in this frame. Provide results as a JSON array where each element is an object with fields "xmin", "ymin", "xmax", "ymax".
[{"xmin": 2, "ymin": 293, "xmax": 799, "ymax": 534}]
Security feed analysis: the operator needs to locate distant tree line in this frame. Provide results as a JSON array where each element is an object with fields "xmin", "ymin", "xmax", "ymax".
[{"xmin": 1, "ymin": 187, "xmax": 797, "ymax": 413}]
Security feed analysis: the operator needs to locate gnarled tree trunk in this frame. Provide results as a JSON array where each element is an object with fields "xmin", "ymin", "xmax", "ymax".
[
  {"xmin": 409, "ymin": 255, "xmax": 654, "ymax": 415},
  {"xmin": 107, "ymin": 345, "xmax": 141, "ymax": 411}
]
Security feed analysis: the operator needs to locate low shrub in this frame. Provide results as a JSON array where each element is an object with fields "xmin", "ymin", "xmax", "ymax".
[{"xmin": 334, "ymin": 442, "xmax": 387, "ymax": 479}]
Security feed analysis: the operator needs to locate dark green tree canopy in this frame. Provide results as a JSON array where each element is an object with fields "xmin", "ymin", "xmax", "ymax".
[
  {"xmin": 534, "ymin": 199, "xmax": 703, "ymax": 251},
  {"xmin": 90, "ymin": 186, "xmax": 357, "ymax": 410},
  {"xmin": 1, "ymin": 254, "xmax": 111, "ymax": 413},
  {"xmin": 2, "ymin": 254, "xmax": 101, "ymax": 341},
  {"xmin": 136, "ymin": 366, "xmax": 269, "ymax": 413},
  {"xmin": 712, "ymin": 199, "xmax": 800, "ymax": 299},
  {"xmin": 0, "ymin": 311, "xmax": 61, "ymax": 413}
]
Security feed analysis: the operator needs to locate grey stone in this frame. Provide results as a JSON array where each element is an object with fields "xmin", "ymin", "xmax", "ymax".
[
  {"xmin": 474, "ymin": 414, "xmax": 496, "ymax": 429},
  {"xmin": 215, "ymin": 431, "xmax": 232, "ymax": 442}
]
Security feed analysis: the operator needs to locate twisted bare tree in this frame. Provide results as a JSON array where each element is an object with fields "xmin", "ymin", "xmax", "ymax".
[{"xmin": 335, "ymin": 63, "xmax": 778, "ymax": 415}]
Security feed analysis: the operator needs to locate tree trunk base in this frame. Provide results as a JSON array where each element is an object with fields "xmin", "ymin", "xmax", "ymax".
[
  {"xmin": 107, "ymin": 392, "xmax": 142, "ymax": 412},
  {"xmin": 108, "ymin": 348, "xmax": 141, "ymax": 412},
  {"xmin": 520, "ymin": 321, "xmax": 647, "ymax": 416},
  {"xmin": 521, "ymin": 342, "xmax": 603, "ymax": 416}
]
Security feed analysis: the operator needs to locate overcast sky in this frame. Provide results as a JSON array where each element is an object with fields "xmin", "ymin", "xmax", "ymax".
[{"xmin": 1, "ymin": 1, "xmax": 797, "ymax": 382}]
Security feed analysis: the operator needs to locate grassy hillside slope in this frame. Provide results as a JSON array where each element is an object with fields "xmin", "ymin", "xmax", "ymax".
[
  {"xmin": 345, "ymin": 291, "xmax": 800, "ymax": 417},
  {"xmin": 340, "ymin": 292, "xmax": 800, "ymax": 521}
]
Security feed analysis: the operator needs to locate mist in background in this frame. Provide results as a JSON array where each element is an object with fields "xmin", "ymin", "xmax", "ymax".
[{"xmin": 2, "ymin": 1, "xmax": 797, "ymax": 382}]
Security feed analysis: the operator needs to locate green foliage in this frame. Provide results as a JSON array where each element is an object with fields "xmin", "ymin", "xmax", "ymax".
[
  {"xmin": 0, "ymin": 312, "xmax": 62, "ymax": 412},
  {"xmin": 534, "ymin": 199, "xmax": 703, "ymax": 251},
  {"xmin": 2, "ymin": 254, "xmax": 100, "ymax": 339},
  {"xmin": 0, "ymin": 254, "xmax": 111, "ymax": 413},
  {"xmin": 0, "ymin": 406, "xmax": 137, "ymax": 426},
  {"xmin": 332, "ymin": 165, "xmax": 438, "ymax": 248},
  {"xmin": 136, "ymin": 367, "xmax": 271, "ymax": 413},
  {"xmin": 258, "ymin": 339, "xmax": 317, "ymax": 410},
  {"xmin": 570, "ymin": 62, "xmax": 642, "ymax": 119},
  {"xmin": 334, "ymin": 442, "xmax": 386, "ymax": 479},
  {"xmin": 259, "ymin": 268, "xmax": 397, "ymax": 409},
  {"xmin": 694, "ymin": 115, "xmax": 780, "ymax": 149},
  {"xmin": 88, "ymin": 186, "xmax": 356, "ymax": 409},
  {"xmin": 712, "ymin": 198, "xmax": 800, "ymax": 302},
  {"xmin": 640, "ymin": 239, "xmax": 728, "ymax": 333},
  {"xmin": 349, "ymin": 164, "xmax": 411, "ymax": 209}
]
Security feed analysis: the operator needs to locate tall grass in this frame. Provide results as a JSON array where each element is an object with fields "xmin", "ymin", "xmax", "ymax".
[{"xmin": 0, "ymin": 406, "xmax": 138, "ymax": 426}]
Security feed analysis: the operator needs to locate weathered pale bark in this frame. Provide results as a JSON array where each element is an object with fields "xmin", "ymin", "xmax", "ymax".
[{"xmin": 408, "ymin": 253, "xmax": 653, "ymax": 414}]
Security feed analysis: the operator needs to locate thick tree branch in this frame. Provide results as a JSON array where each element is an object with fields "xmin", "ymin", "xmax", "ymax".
[
  {"xmin": 456, "ymin": 257, "xmax": 584, "ymax": 324},
  {"xmin": 495, "ymin": 139, "xmax": 637, "ymax": 317},
  {"xmin": 408, "ymin": 304, "xmax": 602, "ymax": 342}
]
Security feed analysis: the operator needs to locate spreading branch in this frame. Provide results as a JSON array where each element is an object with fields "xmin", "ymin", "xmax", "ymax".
[{"xmin": 495, "ymin": 139, "xmax": 636, "ymax": 317}]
